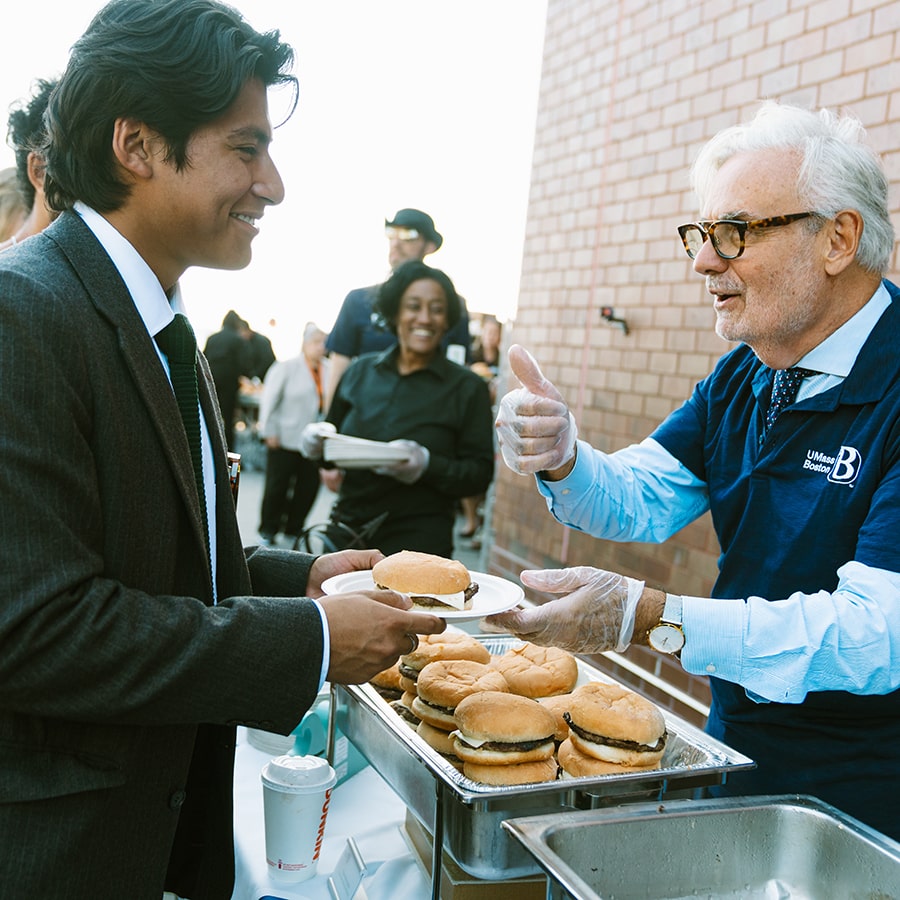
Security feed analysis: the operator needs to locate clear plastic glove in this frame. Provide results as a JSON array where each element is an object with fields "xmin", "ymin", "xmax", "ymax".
[
  {"xmin": 373, "ymin": 440, "xmax": 430, "ymax": 485},
  {"xmin": 299, "ymin": 421, "xmax": 336, "ymax": 460},
  {"xmin": 482, "ymin": 566, "xmax": 644, "ymax": 653},
  {"xmin": 495, "ymin": 344, "xmax": 578, "ymax": 475}
]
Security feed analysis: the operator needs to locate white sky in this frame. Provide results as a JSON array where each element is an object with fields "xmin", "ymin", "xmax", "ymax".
[{"xmin": 0, "ymin": 1, "xmax": 547, "ymax": 357}]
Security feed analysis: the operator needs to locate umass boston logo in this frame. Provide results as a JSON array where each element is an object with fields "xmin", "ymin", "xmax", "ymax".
[{"xmin": 803, "ymin": 446, "xmax": 862, "ymax": 485}]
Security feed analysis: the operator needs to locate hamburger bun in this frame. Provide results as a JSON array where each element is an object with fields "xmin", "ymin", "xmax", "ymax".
[
  {"xmin": 557, "ymin": 737, "xmax": 654, "ymax": 779},
  {"xmin": 492, "ymin": 642, "xmax": 578, "ymax": 698},
  {"xmin": 463, "ymin": 757, "xmax": 558, "ymax": 785},
  {"xmin": 369, "ymin": 661, "xmax": 403, "ymax": 702},
  {"xmin": 537, "ymin": 693, "xmax": 574, "ymax": 743},
  {"xmin": 565, "ymin": 682, "xmax": 667, "ymax": 767},
  {"xmin": 398, "ymin": 631, "xmax": 490, "ymax": 683},
  {"xmin": 373, "ymin": 550, "xmax": 478, "ymax": 611},
  {"xmin": 452, "ymin": 691, "xmax": 556, "ymax": 766},
  {"xmin": 417, "ymin": 720, "xmax": 463, "ymax": 769},
  {"xmin": 390, "ymin": 690, "xmax": 420, "ymax": 729},
  {"xmin": 412, "ymin": 659, "xmax": 509, "ymax": 730}
]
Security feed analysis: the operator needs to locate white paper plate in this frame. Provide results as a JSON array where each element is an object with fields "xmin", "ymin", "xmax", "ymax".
[
  {"xmin": 323, "ymin": 434, "xmax": 411, "ymax": 469},
  {"xmin": 320, "ymin": 569, "xmax": 524, "ymax": 620}
]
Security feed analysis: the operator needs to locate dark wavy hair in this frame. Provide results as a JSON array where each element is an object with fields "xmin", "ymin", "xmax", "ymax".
[
  {"xmin": 43, "ymin": 0, "xmax": 298, "ymax": 212},
  {"xmin": 7, "ymin": 78, "xmax": 57, "ymax": 210},
  {"xmin": 375, "ymin": 260, "xmax": 462, "ymax": 334}
]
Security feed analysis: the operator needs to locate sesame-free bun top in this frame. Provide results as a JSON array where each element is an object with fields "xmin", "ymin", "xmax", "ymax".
[
  {"xmin": 373, "ymin": 550, "xmax": 471, "ymax": 594},
  {"xmin": 369, "ymin": 661, "xmax": 403, "ymax": 692},
  {"xmin": 416, "ymin": 659, "xmax": 509, "ymax": 708},
  {"xmin": 400, "ymin": 631, "xmax": 490, "ymax": 671},
  {"xmin": 454, "ymin": 691, "xmax": 557, "ymax": 744},
  {"xmin": 492, "ymin": 642, "xmax": 579, "ymax": 697},
  {"xmin": 567, "ymin": 682, "xmax": 665, "ymax": 747}
]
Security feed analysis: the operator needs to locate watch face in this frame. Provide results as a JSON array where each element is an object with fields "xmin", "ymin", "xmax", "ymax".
[{"xmin": 649, "ymin": 623, "xmax": 685, "ymax": 653}]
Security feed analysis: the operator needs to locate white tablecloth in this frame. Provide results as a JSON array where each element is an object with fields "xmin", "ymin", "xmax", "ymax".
[{"xmin": 231, "ymin": 728, "xmax": 432, "ymax": 900}]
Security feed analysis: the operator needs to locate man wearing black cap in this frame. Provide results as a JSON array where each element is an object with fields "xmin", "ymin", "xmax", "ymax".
[{"xmin": 323, "ymin": 207, "xmax": 471, "ymax": 407}]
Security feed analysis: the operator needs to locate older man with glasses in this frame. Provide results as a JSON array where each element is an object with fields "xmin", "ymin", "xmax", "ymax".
[{"xmin": 489, "ymin": 100, "xmax": 900, "ymax": 841}]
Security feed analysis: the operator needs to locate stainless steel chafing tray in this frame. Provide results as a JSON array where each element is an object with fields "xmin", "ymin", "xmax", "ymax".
[
  {"xmin": 502, "ymin": 795, "xmax": 900, "ymax": 899},
  {"xmin": 330, "ymin": 636, "xmax": 753, "ymax": 891}
]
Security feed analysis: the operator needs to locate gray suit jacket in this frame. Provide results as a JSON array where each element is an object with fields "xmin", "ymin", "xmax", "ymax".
[{"xmin": 0, "ymin": 213, "xmax": 325, "ymax": 899}]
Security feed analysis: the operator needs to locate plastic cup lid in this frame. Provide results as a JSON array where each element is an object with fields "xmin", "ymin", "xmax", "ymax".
[{"xmin": 261, "ymin": 754, "xmax": 337, "ymax": 793}]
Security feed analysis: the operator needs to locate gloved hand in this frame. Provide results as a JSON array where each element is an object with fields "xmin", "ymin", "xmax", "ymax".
[
  {"xmin": 482, "ymin": 566, "xmax": 644, "ymax": 653},
  {"xmin": 495, "ymin": 344, "xmax": 578, "ymax": 475},
  {"xmin": 373, "ymin": 440, "xmax": 430, "ymax": 485},
  {"xmin": 299, "ymin": 421, "xmax": 336, "ymax": 460}
]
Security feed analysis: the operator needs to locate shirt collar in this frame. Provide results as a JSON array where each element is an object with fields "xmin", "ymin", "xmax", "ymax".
[
  {"xmin": 74, "ymin": 201, "xmax": 183, "ymax": 337},
  {"xmin": 798, "ymin": 281, "xmax": 891, "ymax": 377},
  {"xmin": 374, "ymin": 344, "xmax": 451, "ymax": 379}
]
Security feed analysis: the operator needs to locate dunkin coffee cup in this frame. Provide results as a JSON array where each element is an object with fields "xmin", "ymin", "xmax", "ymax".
[{"xmin": 260, "ymin": 754, "xmax": 337, "ymax": 883}]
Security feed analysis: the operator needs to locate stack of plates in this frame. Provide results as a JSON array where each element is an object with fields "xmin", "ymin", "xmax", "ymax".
[{"xmin": 323, "ymin": 433, "xmax": 411, "ymax": 469}]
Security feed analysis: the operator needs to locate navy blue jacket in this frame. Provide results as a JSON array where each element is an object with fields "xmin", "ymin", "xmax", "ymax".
[{"xmin": 654, "ymin": 281, "xmax": 900, "ymax": 838}]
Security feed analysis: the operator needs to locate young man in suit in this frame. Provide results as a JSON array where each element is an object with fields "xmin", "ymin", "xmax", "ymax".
[{"xmin": 0, "ymin": 2, "xmax": 444, "ymax": 898}]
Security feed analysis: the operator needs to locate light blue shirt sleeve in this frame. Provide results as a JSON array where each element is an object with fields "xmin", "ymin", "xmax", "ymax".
[
  {"xmin": 682, "ymin": 562, "xmax": 900, "ymax": 703},
  {"xmin": 535, "ymin": 436, "xmax": 709, "ymax": 543},
  {"xmin": 536, "ymin": 434, "xmax": 900, "ymax": 704}
]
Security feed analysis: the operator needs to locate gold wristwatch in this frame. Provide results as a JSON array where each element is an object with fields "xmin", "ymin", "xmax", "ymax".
[{"xmin": 647, "ymin": 593, "xmax": 685, "ymax": 654}]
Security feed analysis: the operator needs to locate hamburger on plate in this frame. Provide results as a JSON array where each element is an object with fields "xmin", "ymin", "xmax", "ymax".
[
  {"xmin": 411, "ymin": 658, "xmax": 509, "ymax": 731},
  {"xmin": 373, "ymin": 550, "xmax": 479, "ymax": 612},
  {"xmin": 451, "ymin": 691, "xmax": 559, "ymax": 784},
  {"xmin": 491, "ymin": 642, "xmax": 578, "ymax": 698},
  {"xmin": 564, "ymin": 682, "xmax": 667, "ymax": 767},
  {"xmin": 397, "ymin": 631, "xmax": 490, "ymax": 691}
]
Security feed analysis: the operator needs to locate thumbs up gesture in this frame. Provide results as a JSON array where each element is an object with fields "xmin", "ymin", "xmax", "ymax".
[{"xmin": 494, "ymin": 345, "xmax": 578, "ymax": 476}]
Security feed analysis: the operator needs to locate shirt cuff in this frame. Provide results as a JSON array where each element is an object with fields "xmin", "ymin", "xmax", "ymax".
[
  {"xmin": 680, "ymin": 594, "xmax": 746, "ymax": 683},
  {"xmin": 310, "ymin": 599, "xmax": 330, "ymax": 690}
]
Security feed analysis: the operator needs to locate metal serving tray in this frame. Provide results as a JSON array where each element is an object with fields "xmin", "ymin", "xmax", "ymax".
[
  {"xmin": 503, "ymin": 795, "xmax": 900, "ymax": 899},
  {"xmin": 331, "ymin": 635, "xmax": 753, "ymax": 887}
]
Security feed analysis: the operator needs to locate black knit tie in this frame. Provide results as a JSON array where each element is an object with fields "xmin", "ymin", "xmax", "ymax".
[
  {"xmin": 765, "ymin": 367, "xmax": 818, "ymax": 433},
  {"xmin": 156, "ymin": 314, "xmax": 208, "ymax": 543}
]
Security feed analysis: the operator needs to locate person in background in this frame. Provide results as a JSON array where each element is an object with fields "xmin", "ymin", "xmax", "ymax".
[
  {"xmin": 460, "ymin": 314, "xmax": 503, "ymax": 543},
  {"xmin": 242, "ymin": 316, "xmax": 277, "ymax": 380},
  {"xmin": 257, "ymin": 322, "xmax": 327, "ymax": 546},
  {"xmin": 0, "ymin": 167, "xmax": 26, "ymax": 242},
  {"xmin": 489, "ymin": 101, "xmax": 900, "ymax": 841},
  {"xmin": 0, "ymin": 78, "xmax": 59, "ymax": 251},
  {"xmin": 0, "ymin": 2, "xmax": 445, "ymax": 896},
  {"xmin": 302, "ymin": 260, "xmax": 493, "ymax": 557},
  {"xmin": 323, "ymin": 207, "xmax": 471, "ymax": 409},
  {"xmin": 203, "ymin": 309, "xmax": 250, "ymax": 450}
]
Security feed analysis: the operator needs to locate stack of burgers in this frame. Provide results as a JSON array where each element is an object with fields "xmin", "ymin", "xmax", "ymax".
[{"xmin": 367, "ymin": 551, "xmax": 669, "ymax": 784}]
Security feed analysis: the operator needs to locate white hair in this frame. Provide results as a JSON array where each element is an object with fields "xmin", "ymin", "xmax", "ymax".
[{"xmin": 691, "ymin": 101, "xmax": 894, "ymax": 274}]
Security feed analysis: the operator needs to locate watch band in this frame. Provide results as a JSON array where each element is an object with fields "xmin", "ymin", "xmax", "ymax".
[{"xmin": 662, "ymin": 592, "xmax": 683, "ymax": 626}]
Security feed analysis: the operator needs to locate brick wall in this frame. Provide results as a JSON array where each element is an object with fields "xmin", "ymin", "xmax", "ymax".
[{"xmin": 486, "ymin": 0, "xmax": 900, "ymax": 723}]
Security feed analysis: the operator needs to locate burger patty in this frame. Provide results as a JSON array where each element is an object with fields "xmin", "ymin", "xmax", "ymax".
[
  {"xmin": 418, "ymin": 698, "xmax": 455, "ymax": 716},
  {"xmin": 564, "ymin": 714, "xmax": 668, "ymax": 753},
  {"xmin": 408, "ymin": 582, "xmax": 480, "ymax": 610},
  {"xmin": 390, "ymin": 700, "xmax": 420, "ymax": 725},
  {"xmin": 398, "ymin": 663, "xmax": 420, "ymax": 681},
  {"xmin": 462, "ymin": 737, "xmax": 552, "ymax": 753}
]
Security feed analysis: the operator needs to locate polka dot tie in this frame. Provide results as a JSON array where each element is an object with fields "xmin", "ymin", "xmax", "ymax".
[{"xmin": 765, "ymin": 367, "xmax": 818, "ymax": 433}]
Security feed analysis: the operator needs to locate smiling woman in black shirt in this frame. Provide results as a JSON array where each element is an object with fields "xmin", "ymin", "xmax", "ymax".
[{"xmin": 308, "ymin": 260, "xmax": 495, "ymax": 557}]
